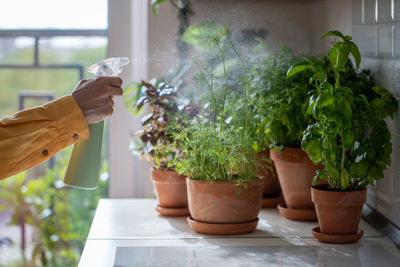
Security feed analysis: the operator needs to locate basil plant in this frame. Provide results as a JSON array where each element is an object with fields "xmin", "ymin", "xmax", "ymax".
[{"xmin": 287, "ymin": 30, "xmax": 398, "ymax": 191}]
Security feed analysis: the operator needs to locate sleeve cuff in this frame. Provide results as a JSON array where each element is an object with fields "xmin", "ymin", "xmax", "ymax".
[{"xmin": 45, "ymin": 95, "xmax": 90, "ymax": 146}]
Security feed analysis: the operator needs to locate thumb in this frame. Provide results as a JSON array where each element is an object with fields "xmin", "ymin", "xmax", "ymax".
[
  {"xmin": 72, "ymin": 79, "xmax": 90, "ymax": 93},
  {"xmin": 77, "ymin": 79, "xmax": 90, "ymax": 86}
]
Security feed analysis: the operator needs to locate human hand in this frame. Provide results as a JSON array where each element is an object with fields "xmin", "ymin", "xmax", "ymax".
[{"xmin": 72, "ymin": 77, "xmax": 123, "ymax": 124}]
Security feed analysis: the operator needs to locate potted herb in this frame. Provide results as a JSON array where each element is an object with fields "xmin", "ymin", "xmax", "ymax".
[
  {"xmin": 172, "ymin": 36, "xmax": 264, "ymax": 235},
  {"xmin": 256, "ymin": 48, "xmax": 322, "ymax": 220},
  {"xmin": 288, "ymin": 31, "xmax": 398, "ymax": 243},
  {"xmin": 241, "ymin": 49, "xmax": 287, "ymax": 208},
  {"xmin": 124, "ymin": 80, "xmax": 197, "ymax": 216}
]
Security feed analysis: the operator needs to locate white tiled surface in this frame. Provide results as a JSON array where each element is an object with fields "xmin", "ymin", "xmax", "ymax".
[
  {"xmin": 78, "ymin": 199, "xmax": 400, "ymax": 267},
  {"xmin": 87, "ymin": 199, "xmax": 380, "ymax": 240},
  {"xmin": 352, "ymin": 0, "xmax": 400, "ymax": 229}
]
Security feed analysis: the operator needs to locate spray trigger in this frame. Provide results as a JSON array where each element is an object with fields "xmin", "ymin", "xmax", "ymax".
[{"xmin": 88, "ymin": 57, "xmax": 129, "ymax": 78}]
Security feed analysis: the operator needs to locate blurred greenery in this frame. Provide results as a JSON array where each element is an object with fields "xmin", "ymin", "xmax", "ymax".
[
  {"xmin": 0, "ymin": 148, "xmax": 108, "ymax": 267},
  {"xmin": 0, "ymin": 37, "xmax": 108, "ymax": 266}
]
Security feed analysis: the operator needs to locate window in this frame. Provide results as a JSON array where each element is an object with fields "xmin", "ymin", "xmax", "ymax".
[{"xmin": 0, "ymin": 1, "xmax": 109, "ymax": 265}]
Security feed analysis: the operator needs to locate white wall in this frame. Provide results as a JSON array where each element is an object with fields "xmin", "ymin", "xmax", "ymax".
[
  {"xmin": 108, "ymin": 0, "xmax": 153, "ymax": 198},
  {"xmin": 310, "ymin": 0, "xmax": 352, "ymax": 54}
]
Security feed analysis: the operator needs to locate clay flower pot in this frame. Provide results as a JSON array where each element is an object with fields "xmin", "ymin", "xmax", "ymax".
[
  {"xmin": 256, "ymin": 149, "xmax": 281, "ymax": 198},
  {"xmin": 311, "ymin": 186, "xmax": 367, "ymax": 235},
  {"xmin": 186, "ymin": 178, "xmax": 263, "ymax": 235},
  {"xmin": 270, "ymin": 147, "xmax": 322, "ymax": 210},
  {"xmin": 151, "ymin": 168, "xmax": 189, "ymax": 216}
]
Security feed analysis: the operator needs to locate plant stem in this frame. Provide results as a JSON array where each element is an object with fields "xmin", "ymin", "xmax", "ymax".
[
  {"xmin": 193, "ymin": 59, "xmax": 217, "ymax": 125},
  {"xmin": 215, "ymin": 41, "xmax": 228, "ymax": 140},
  {"xmin": 231, "ymin": 41, "xmax": 251, "ymax": 174},
  {"xmin": 340, "ymin": 133, "xmax": 345, "ymax": 188},
  {"xmin": 335, "ymin": 70, "xmax": 340, "ymax": 88}
]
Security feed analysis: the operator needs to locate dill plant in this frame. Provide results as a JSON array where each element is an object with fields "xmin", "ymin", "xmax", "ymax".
[{"xmin": 171, "ymin": 36, "xmax": 260, "ymax": 183}]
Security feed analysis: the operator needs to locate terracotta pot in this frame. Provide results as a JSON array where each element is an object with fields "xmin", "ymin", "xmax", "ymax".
[
  {"xmin": 256, "ymin": 149, "xmax": 281, "ymax": 198},
  {"xmin": 312, "ymin": 186, "xmax": 367, "ymax": 235},
  {"xmin": 270, "ymin": 147, "xmax": 322, "ymax": 210},
  {"xmin": 151, "ymin": 168, "xmax": 188, "ymax": 208},
  {"xmin": 186, "ymin": 178, "xmax": 263, "ymax": 224}
]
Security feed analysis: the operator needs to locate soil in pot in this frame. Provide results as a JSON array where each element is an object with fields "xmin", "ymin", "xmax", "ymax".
[
  {"xmin": 151, "ymin": 168, "xmax": 189, "ymax": 216},
  {"xmin": 270, "ymin": 147, "xmax": 323, "ymax": 209},
  {"xmin": 311, "ymin": 185, "xmax": 367, "ymax": 241},
  {"xmin": 186, "ymin": 178, "xmax": 263, "ymax": 235},
  {"xmin": 256, "ymin": 150, "xmax": 283, "ymax": 208}
]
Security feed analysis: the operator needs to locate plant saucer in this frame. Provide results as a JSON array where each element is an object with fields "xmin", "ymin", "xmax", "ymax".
[
  {"xmin": 312, "ymin": 226, "xmax": 364, "ymax": 244},
  {"xmin": 277, "ymin": 203, "xmax": 318, "ymax": 221},
  {"xmin": 155, "ymin": 205, "xmax": 190, "ymax": 217},
  {"xmin": 187, "ymin": 216, "xmax": 259, "ymax": 235},
  {"xmin": 262, "ymin": 196, "xmax": 285, "ymax": 208}
]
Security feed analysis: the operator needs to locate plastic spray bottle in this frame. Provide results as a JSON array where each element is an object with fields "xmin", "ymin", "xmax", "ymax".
[{"xmin": 63, "ymin": 57, "xmax": 129, "ymax": 189}]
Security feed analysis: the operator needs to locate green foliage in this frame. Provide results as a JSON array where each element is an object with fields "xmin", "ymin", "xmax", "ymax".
[
  {"xmin": 0, "ymin": 149, "xmax": 108, "ymax": 266},
  {"xmin": 124, "ymin": 79, "xmax": 198, "ymax": 170},
  {"xmin": 171, "ymin": 36, "xmax": 262, "ymax": 182},
  {"xmin": 249, "ymin": 47, "xmax": 315, "ymax": 149},
  {"xmin": 182, "ymin": 22, "xmax": 228, "ymax": 51},
  {"xmin": 151, "ymin": 0, "xmax": 168, "ymax": 15},
  {"xmin": 289, "ymin": 30, "xmax": 398, "ymax": 191}
]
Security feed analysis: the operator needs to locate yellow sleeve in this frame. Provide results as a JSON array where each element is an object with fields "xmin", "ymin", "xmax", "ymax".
[{"xmin": 0, "ymin": 95, "xmax": 90, "ymax": 180}]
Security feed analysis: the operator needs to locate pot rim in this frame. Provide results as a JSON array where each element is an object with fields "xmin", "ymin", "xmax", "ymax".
[
  {"xmin": 186, "ymin": 177, "xmax": 263, "ymax": 185},
  {"xmin": 151, "ymin": 167, "xmax": 178, "ymax": 173},
  {"xmin": 311, "ymin": 185, "xmax": 367, "ymax": 194},
  {"xmin": 311, "ymin": 185, "xmax": 367, "ymax": 206},
  {"xmin": 270, "ymin": 147, "xmax": 316, "ymax": 164}
]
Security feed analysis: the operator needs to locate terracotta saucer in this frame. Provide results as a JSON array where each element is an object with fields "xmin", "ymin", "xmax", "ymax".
[
  {"xmin": 187, "ymin": 216, "xmax": 259, "ymax": 235},
  {"xmin": 262, "ymin": 196, "xmax": 285, "ymax": 208},
  {"xmin": 277, "ymin": 203, "xmax": 318, "ymax": 221},
  {"xmin": 155, "ymin": 205, "xmax": 190, "ymax": 217},
  {"xmin": 312, "ymin": 226, "xmax": 364, "ymax": 244}
]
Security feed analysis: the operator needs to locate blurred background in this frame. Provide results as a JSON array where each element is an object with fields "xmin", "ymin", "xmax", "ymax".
[{"xmin": 0, "ymin": 0, "xmax": 109, "ymax": 266}]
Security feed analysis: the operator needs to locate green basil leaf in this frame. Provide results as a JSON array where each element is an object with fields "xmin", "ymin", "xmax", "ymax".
[
  {"xmin": 320, "ymin": 30, "xmax": 345, "ymax": 40},
  {"xmin": 341, "ymin": 168, "xmax": 350, "ymax": 190},
  {"xmin": 358, "ymin": 159, "xmax": 370, "ymax": 178},
  {"xmin": 366, "ymin": 147, "xmax": 377, "ymax": 162},
  {"xmin": 312, "ymin": 174, "xmax": 319, "ymax": 186},
  {"xmin": 307, "ymin": 94, "xmax": 318, "ymax": 115},
  {"xmin": 151, "ymin": 0, "xmax": 168, "ymax": 15},
  {"xmin": 349, "ymin": 41, "xmax": 361, "ymax": 69},
  {"xmin": 286, "ymin": 62, "xmax": 309, "ymax": 78},
  {"xmin": 318, "ymin": 92, "xmax": 334, "ymax": 108},
  {"xmin": 343, "ymin": 130, "xmax": 355, "ymax": 149},
  {"xmin": 344, "ymin": 35, "xmax": 352, "ymax": 41},
  {"xmin": 349, "ymin": 162, "xmax": 358, "ymax": 177},
  {"xmin": 342, "ymin": 101, "xmax": 352, "ymax": 121}
]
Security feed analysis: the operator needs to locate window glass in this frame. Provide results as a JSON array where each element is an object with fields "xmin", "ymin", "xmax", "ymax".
[
  {"xmin": 0, "ymin": 37, "xmax": 35, "ymax": 64},
  {"xmin": 39, "ymin": 36, "xmax": 108, "ymax": 67},
  {"xmin": 0, "ymin": 68, "xmax": 80, "ymax": 116},
  {"xmin": 0, "ymin": 0, "xmax": 108, "ymax": 29}
]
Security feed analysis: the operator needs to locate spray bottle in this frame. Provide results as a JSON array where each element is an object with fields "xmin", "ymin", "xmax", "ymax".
[{"xmin": 63, "ymin": 57, "xmax": 129, "ymax": 190}]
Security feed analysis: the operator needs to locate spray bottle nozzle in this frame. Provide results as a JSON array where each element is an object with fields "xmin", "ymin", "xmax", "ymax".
[{"xmin": 88, "ymin": 57, "xmax": 129, "ymax": 77}]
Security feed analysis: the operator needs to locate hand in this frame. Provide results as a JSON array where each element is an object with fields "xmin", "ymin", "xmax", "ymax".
[{"xmin": 72, "ymin": 77, "xmax": 123, "ymax": 124}]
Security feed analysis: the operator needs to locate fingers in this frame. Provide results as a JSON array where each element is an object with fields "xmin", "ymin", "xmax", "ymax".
[
  {"xmin": 95, "ymin": 76, "xmax": 123, "ymax": 87},
  {"xmin": 92, "ymin": 77, "xmax": 123, "ymax": 97},
  {"xmin": 72, "ymin": 76, "xmax": 123, "ymax": 124},
  {"xmin": 78, "ymin": 79, "xmax": 90, "ymax": 85},
  {"xmin": 108, "ymin": 86, "xmax": 123, "ymax": 97},
  {"xmin": 84, "ymin": 105, "xmax": 114, "ymax": 124},
  {"xmin": 91, "ymin": 95, "xmax": 114, "ymax": 108}
]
